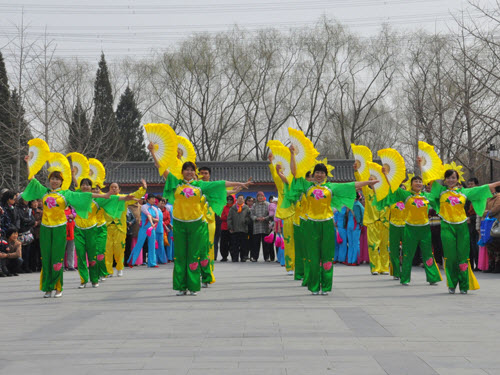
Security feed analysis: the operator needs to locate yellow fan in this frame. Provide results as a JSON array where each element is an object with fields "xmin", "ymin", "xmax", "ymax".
[
  {"xmin": 378, "ymin": 148, "xmax": 406, "ymax": 193},
  {"xmin": 443, "ymin": 161, "xmax": 465, "ymax": 183},
  {"xmin": 315, "ymin": 158, "xmax": 335, "ymax": 178},
  {"xmin": 27, "ymin": 138, "xmax": 50, "ymax": 180},
  {"xmin": 67, "ymin": 152, "xmax": 90, "ymax": 186},
  {"xmin": 403, "ymin": 173, "xmax": 414, "ymax": 191},
  {"xmin": 268, "ymin": 144, "xmax": 293, "ymax": 182},
  {"xmin": 171, "ymin": 157, "xmax": 184, "ymax": 180},
  {"xmin": 47, "ymin": 153, "xmax": 72, "ymax": 190},
  {"xmin": 351, "ymin": 144, "xmax": 373, "ymax": 181},
  {"xmin": 88, "ymin": 158, "xmax": 106, "ymax": 187},
  {"xmin": 177, "ymin": 135, "xmax": 197, "ymax": 164},
  {"xmin": 144, "ymin": 123, "xmax": 178, "ymax": 176},
  {"xmin": 368, "ymin": 161, "xmax": 390, "ymax": 201},
  {"xmin": 288, "ymin": 128, "xmax": 319, "ymax": 178},
  {"xmin": 267, "ymin": 140, "xmax": 285, "ymax": 149},
  {"xmin": 418, "ymin": 141, "xmax": 444, "ymax": 184}
]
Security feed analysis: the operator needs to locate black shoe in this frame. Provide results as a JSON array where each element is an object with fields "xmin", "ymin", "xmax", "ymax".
[
  {"xmin": 241, "ymin": 259, "xmax": 247, "ymax": 262},
  {"xmin": 11, "ymin": 273, "xmax": 18, "ymax": 276},
  {"xmin": 23, "ymin": 269, "xmax": 33, "ymax": 274},
  {"xmin": 220, "ymin": 259, "xmax": 227, "ymax": 262},
  {"xmin": 0, "ymin": 273, "xmax": 6, "ymax": 277},
  {"xmin": 232, "ymin": 259, "xmax": 239, "ymax": 262},
  {"xmin": 494, "ymin": 262, "xmax": 500, "ymax": 273}
]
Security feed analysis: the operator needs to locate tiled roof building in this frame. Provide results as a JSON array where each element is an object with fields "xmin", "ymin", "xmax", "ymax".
[{"xmin": 105, "ymin": 160, "xmax": 358, "ymax": 194}]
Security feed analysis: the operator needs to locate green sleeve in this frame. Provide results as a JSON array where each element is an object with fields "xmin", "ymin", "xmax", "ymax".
[
  {"xmin": 95, "ymin": 195, "xmax": 123, "ymax": 219},
  {"xmin": 163, "ymin": 173, "xmax": 182, "ymax": 205},
  {"xmin": 21, "ymin": 178, "xmax": 49, "ymax": 201},
  {"xmin": 282, "ymin": 177, "xmax": 311, "ymax": 208},
  {"xmin": 463, "ymin": 185, "xmax": 493, "ymax": 217},
  {"xmin": 196, "ymin": 180, "xmax": 227, "ymax": 216},
  {"xmin": 375, "ymin": 188, "xmax": 411, "ymax": 210},
  {"xmin": 60, "ymin": 190, "xmax": 93, "ymax": 219},
  {"xmin": 428, "ymin": 182, "xmax": 446, "ymax": 213},
  {"xmin": 326, "ymin": 182, "xmax": 357, "ymax": 211}
]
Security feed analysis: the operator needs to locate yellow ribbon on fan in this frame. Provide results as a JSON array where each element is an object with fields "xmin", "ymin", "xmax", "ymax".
[
  {"xmin": 351, "ymin": 144, "xmax": 372, "ymax": 181},
  {"xmin": 377, "ymin": 148, "xmax": 406, "ymax": 193},
  {"xmin": 27, "ymin": 138, "xmax": 50, "ymax": 180},
  {"xmin": 67, "ymin": 152, "xmax": 90, "ymax": 187},
  {"xmin": 443, "ymin": 161, "xmax": 465, "ymax": 183},
  {"xmin": 144, "ymin": 123, "xmax": 178, "ymax": 177},
  {"xmin": 288, "ymin": 128, "xmax": 319, "ymax": 178},
  {"xmin": 47, "ymin": 153, "xmax": 72, "ymax": 191},
  {"xmin": 268, "ymin": 143, "xmax": 293, "ymax": 182},
  {"xmin": 367, "ymin": 161, "xmax": 390, "ymax": 201},
  {"xmin": 418, "ymin": 141, "xmax": 444, "ymax": 184},
  {"xmin": 88, "ymin": 158, "xmax": 106, "ymax": 188}
]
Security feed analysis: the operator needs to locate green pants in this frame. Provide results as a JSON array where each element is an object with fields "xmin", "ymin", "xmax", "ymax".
[
  {"xmin": 199, "ymin": 222, "xmax": 213, "ymax": 284},
  {"xmin": 40, "ymin": 225, "xmax": 67, "ymax": 292},
  {"xmin": 389, "ymin": 224, "xmax": 404, "ymax": 278},
  {"xmin": 301, "ymin": 219, "xmax": 310, "ymax": 287},
  {"xmin": 306, "ymin": 219, "xmax": 336, "ymax": 293},
  {"xmin": 441, "ymin": 221, "xmax": 470, "ymax": 291},
  {"xmin": 74, "ymin": 227, "xmax": 99, "ymax": 284},
  {"xmin": 173, "ymin": 219, "xmax": 205, "ymax": 292},
  {"xmin": 401, "ymin": 224, "xmax": 441, "ymax": 285},
  {"xmin": 95, "ymin": 225, "xmax": 108, "ymax": 278},
  {"xmin": 294, "ymin": 222, "xmax": 304, "ymax": 281}
]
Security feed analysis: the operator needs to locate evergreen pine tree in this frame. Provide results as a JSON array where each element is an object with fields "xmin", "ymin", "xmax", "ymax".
[
  {"xmin": 0, "ymin": 51, "xmax": 10, "ymax": 129},
  {"xmin": 116, "ymin": 86, "xmax": 148, "ymax": 161},
  {"xmin": 68, "ymin": 99, "xmax": 91, "ymax": 153},
  {"xmin": 89, "ymin": 53, "xmax": 120, "ymax": 160},
  {"xmin": 0, "ymin": 51, "xmax": 13, "ymax": 188}
]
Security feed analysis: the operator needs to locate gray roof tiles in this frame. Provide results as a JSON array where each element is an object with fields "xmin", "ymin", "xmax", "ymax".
[{"xmin": 105, "ymin": 159, "xmax": 358, "ymax": 184}]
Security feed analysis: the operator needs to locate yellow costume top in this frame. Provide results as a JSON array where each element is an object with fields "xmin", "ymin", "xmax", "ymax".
[
  {"xmin": 293, "ymin": 194, "xmax": 308, "ymax": 225},
  {"xmin": 375, "ymin": 187, "xmax": 433, "ymax": 226},
  {"xmin": 105, "ymin": 187, "xmax": 146, "ymax": 233},
  {"xmin": 76, "ymin": 195, "xmax": 122, "ymax": 230},
  {"xmin": 354, "ymin": 172, "xmax": 389, "ymax": 226},
  {"xmin": 269, "ymin": 164, "xmax": 295, "ymax": 220},
  {"xmin": 22, "ymin": 178, "xmax": 93, "ymax": 228},
  {"xmin": 283, "ymin": 177, "xmax": 356, "ymax": 222},
  {"xmin": 430, "ymin": 183, "xmax": 492, "ymax": 224},
  {"xmin": 163, "ymin": 173, "xmax": 227, "ymax": 220},
  {"xmin": 389, "ymin": 202, "xmax": 407, "ymax": 227}
]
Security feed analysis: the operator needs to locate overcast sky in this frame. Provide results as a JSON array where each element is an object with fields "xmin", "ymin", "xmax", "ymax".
[{"xmin": 0, "ymin": 0, "xmax": 488, "ymax": 63}]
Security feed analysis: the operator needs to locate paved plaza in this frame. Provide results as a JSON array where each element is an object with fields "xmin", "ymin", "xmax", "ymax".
[{"xmin": 1, "ymin": 261, "xmax": 500, "ymax": 375}]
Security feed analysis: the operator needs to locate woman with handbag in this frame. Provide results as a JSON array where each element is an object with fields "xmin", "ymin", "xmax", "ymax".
[{"xmin": 429, "ymin": 169, "xmax": 500, "ymax": 294}]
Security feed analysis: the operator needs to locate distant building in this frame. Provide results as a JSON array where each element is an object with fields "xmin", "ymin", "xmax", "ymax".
[{"xmin": 105, "ymin": 160, "xmax": 358, "ymax": 197}]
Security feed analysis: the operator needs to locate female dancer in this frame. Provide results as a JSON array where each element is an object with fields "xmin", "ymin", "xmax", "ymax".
[
  {"xmin": 429, "ymin": 168, "xmax": 500, "ymax": 293},
  {"xmin": 128, "ymin": 194, "xmax": 160, "ymax": 267},
  {"xmin": 104, "ymin": 180, "xmax": 146, "ymax": 277},
  {"xmin": 346, "ymin": 195, "xmax": 364, "ymax": 266},
  {"xmin": 149, "ymin": 142, "xmax": 251, "ymax": 295},
  {"xmin": 282, "ymin": 145, "xmax": 378, "ymax": 295},
  {"xmin": 386, "ymin": 184, "xmax": 407, "ymax": 279},
  {"xmin": 21, "ymin": 157, "xmax": 105, "ymax": 298},
  {"xmin": 74, "ymin": 178, "xmax": 126, "ymax": 288},
  {"xmin": 354, "ymin": 165, "xmax": 390, "ymax": 275},
  {"xmin": 377, "ymin": 172, "xmax": 441, "ymax": 286}
]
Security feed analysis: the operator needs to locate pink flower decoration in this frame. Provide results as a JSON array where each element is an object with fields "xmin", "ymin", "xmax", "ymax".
[
  {"xmin": 155, "ymin": 241, "xmax": 159, "ymax": 249},
  {"xmin": 312, "ymin": 189, "xmax": 325, "ymax": 200},
  {"xmin": 146, "ymin": 227, "xmax": 154, "ymax": 237},
  {"xmin": 53, "ymin": 262, "xmax": 62, "ymax": 271},
  {"xmin": 459, "ymin": 263, "xmax": 468, "ymax": 272},
  {"xmin": 46, "ymin": 197, "xmax": 57, "ymax": 209},
  {"xmin": 396, "ymin": 202, "xmax": 405, "ymax": 210},
  {"xmin": 97, "ymin": 254, "xmax": 105, "ymax": 261},
  {"xmin": 323, "ymin": 262, "xmax": 333, "ymax": 271},
  {"xmin": 182, "ymin": 187, "xmax": 194, "ymax": 198},
  {"xmin": 425, "ymin": 258, "xmax": 433, "ymax": 267},
  {"xmin": 275, "ymin": 235, "xmax": 284, "ymax": 249},
  {"xmin": 413, "ymin": 198, "xmax": 425, "ymax": 208},
  {"xmin": 447, "ymin": 196, "xmax": 461, "ymax": 206},
  {"xmin": 264, "ymin": 233, "xmax": 274, "ymax": 244},
  {"xmin": 89, "ymin": 261, "xmax": 97, "ymax": 267},
  {"xmin": 200, "ymin": 259, "xmax": 209, "ymax": 267},
  {"xmin": 189, "ymin": 262, "xmax": 199, "ymax": 271}
]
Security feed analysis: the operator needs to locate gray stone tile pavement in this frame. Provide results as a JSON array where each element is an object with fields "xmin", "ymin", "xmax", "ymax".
[{"xmin": 1, "ymin": 261, "xmax": 500, "ymax": 374}]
